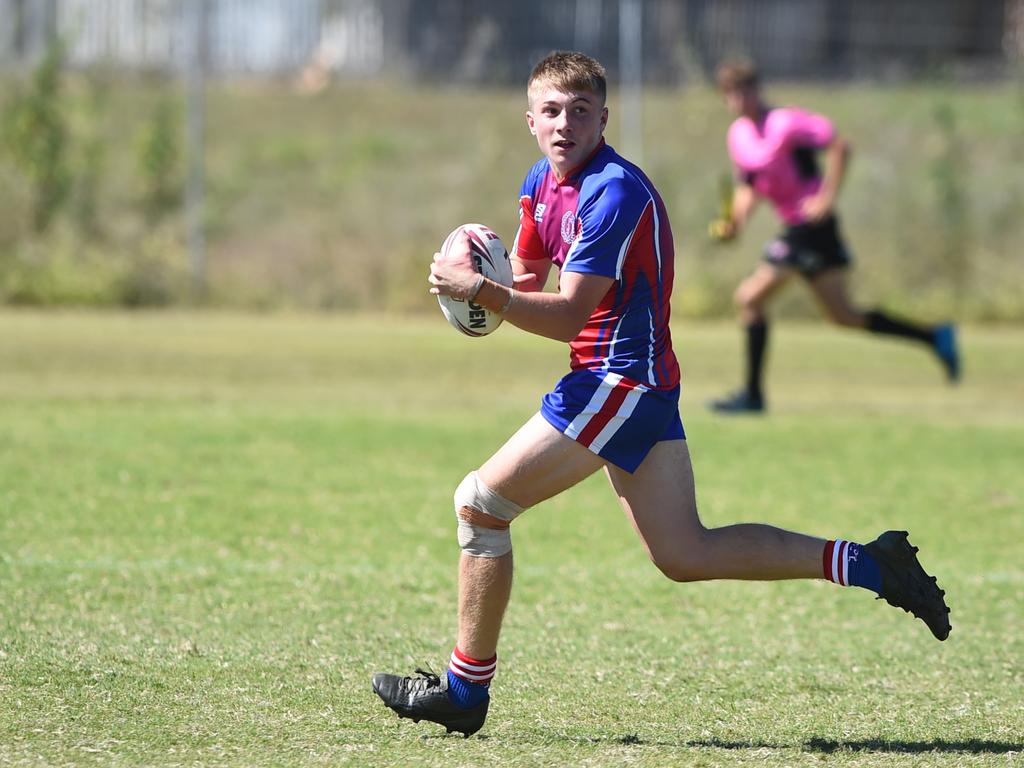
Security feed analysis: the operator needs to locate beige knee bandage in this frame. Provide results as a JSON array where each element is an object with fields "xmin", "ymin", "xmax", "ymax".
[{"xmin": 453, "ymin": 471, "xmax": 523, "ymax": 557}]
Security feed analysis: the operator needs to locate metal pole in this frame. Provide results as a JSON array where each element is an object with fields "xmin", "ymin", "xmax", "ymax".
[
  {"xmin": 185, "ymin": 0, "xmax": 207, "ymax": 298},
  {"xmin": 618, "ymin": 0, "xmax": 642, "ymax": 163},
  {"xmin": 574, "ymin": 0, "xmax": 602, "ymax": 53}
]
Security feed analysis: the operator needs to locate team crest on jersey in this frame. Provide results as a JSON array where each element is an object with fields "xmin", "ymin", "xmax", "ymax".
[
  {"xmin": 534, "ymin": 203, "xmax": 546, "ymax": 223},
  {"xmin": 561, "ymin": 210, "xmax": 578, "ymax": 244}
]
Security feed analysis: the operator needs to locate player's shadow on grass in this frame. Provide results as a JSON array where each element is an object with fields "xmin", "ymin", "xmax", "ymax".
[
  {"xmin": 804, "ymin": 737, "xmax": 1022, "ymax": 755},
  {"xmin": 562, "ymin": 735, "xmax": 1021, "ymax": 755}
]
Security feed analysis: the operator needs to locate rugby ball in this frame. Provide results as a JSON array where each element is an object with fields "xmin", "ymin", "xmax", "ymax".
[{"xmin": 437, "ymin": 223, "xmax": 514, "ymax": 337}]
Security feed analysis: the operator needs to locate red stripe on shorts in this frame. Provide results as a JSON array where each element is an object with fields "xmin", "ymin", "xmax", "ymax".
[{"xmin": 576, "ymin": 377, "xmax": 639, "ymax": 448}]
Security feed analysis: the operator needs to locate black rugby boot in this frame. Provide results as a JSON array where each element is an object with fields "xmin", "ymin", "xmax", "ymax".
[
  {"xmin": 372, "ymin": 667, "xmax": 488, "ymax": 737},
  {"xmin": 709, "ymin": 389, "xmax": 765, "ymax": 414},
  {"xmin": 865, "ymin": 530, "xmax": 951, "ymax": 641}
]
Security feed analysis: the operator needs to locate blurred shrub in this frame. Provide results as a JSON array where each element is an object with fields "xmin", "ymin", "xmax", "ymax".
[
  {"xmin": 0, "ymin": 223, "xmax": 189, "ymax": 307},
  {"xmin": 137, "ymin": 99, "xmax": 181, "ymax": 225},
  {"xmin": 117, "ymin": 227, "xmax": 191, "ymax": 306},
  {"xmin": 929, "ymin": 102, "xmax": 971, "ymax": 303},
  {"xmin": 0, "ymin": 58, "xmax": 192, "ymax": 308},
  {"xmin": 0, "ymin": 226, "xmax": 121, "ymax": 306},
  {"xmin": 71, "ymin": 75, "xmax": 112, "ymax": 239}
]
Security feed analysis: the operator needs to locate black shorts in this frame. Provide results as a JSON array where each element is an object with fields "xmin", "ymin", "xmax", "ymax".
[{"xmin": 762, "ymin": 215, "xmax": 852, "ymax": 280}]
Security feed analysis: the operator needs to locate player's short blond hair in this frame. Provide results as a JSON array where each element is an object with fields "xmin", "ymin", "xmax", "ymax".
[
  {"xmin": 716, "ymin": 60, "xmax": 759, "ymax": 92},
  {"xmin": 528, "ymin": 51, "xmax": 607, "ymax": 106}
]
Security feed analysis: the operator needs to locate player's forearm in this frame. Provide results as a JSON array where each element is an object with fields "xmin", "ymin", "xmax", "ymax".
[
  {"xmin": 474, "ymin": 279, "xmax": 586, "ymax": 343},
  {"xmin": 511, "ymin": 257, "xmax": 546, "ymax": 293},
  {"xmin": 819, "ymin": 138, "xmax": 850, "ymax": 201},
  {"xmin": 731, "ymin": 185, "xmax": 757, "ymax": 228},
  {"xmin": 731, "ymin": 199, "xmax": 752, "ymax": 228}
]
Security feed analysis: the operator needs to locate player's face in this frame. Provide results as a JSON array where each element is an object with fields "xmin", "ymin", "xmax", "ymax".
[
  {"xmin": 526, "ymin": 86, "xmax": 608, "ymax": 178},
  {"xmin": 724, "ymin": 85, "xmax": 759, "ymax": 118}
]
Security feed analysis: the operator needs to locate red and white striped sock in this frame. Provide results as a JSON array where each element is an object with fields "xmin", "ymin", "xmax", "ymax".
[
  {"xmin": 823, "ymin": 539, "xmax": 852, "ymax": 586},
  {"xmin": 822, "ymin": 538, "xmax": 882, "ymax": 594},
  {"xmin": 448, "ymin": 647, "xmax": 497, "ymax": 685}
]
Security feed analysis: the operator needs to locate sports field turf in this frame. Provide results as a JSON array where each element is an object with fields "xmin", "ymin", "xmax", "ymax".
[{"xmin": 1, "ymin": 311, "xmax": 1021, "ymax": 766}]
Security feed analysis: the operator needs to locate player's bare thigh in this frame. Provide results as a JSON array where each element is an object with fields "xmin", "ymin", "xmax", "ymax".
[
  {"xmin": 735, "ymin": 263, "xmax": 792, "ymax": 322},
  {"xmin": 607, "ymin": 439, "xmax": 825, "ymax": 581},
  {"xmin": 477, "ymin": 412, "xmax": 606, "ymax": 509},
  {"xmin": 604, "ymin": 438, "xmax": 703, "ymax": 567}
]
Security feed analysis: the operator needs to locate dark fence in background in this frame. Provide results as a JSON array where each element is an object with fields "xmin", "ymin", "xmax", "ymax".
[{"xmin": 1, "ymin": 0, "xmax": 1021, "ymax": 83}]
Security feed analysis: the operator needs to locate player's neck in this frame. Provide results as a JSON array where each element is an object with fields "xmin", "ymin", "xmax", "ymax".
[{"xmin": 742, "ymin": 101, "xmax": 768, "ymax": 123}]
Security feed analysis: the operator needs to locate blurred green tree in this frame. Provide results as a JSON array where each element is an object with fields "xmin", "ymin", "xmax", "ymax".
[
  {"xmin": 2, "ymin": 41, "xmax": 71, "ymax": 233},
  {"xmin": 137, "ymin": 99, "xmax": 181, "ymax": 225}
]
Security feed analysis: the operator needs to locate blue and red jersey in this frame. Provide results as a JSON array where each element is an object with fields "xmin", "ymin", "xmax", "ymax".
[{"xmin": 512, "ymin": 141, "xmax": 680, "ymax": 390}]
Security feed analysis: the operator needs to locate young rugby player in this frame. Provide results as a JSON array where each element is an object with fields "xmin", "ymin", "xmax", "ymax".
[
  {"xmin": 707, "ymin": 60, "xmax": 960, "ymax": 413},
  {"xmin": 371, "ymin": 52, "xmax": 951, "ymax": 737}
]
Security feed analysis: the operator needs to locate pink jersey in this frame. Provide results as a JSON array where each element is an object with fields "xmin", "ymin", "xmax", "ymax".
[{"xmin": 727, "ymin": 106, "xmax": 835, "ymax": 225}]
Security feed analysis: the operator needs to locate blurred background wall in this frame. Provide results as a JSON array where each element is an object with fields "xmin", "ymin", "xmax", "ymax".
[
  {"xmin": 2, "ymin": 0, "xmax": 1018, "ymax": 81},
  {"xmin": 1, "ymin": 0, "xmax": 1022, "ymax": 318}
]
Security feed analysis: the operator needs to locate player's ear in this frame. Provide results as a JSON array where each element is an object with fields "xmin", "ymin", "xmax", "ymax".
[
  {"xmin": 525, "ymin": 110, "xmax": 537, "ymax": 135},
  {"xmin": 600, "ymin": 106, "xmax": 609, "ymax": 130}
]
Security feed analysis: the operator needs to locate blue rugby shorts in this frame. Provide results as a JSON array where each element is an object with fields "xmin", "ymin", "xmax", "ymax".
[{"xmin": 540, "ymin": 368, "xmax": 684, "ymax": 473}]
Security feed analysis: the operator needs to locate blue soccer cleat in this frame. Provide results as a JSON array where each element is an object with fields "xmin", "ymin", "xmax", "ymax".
[{"xmin": 933, "ymin": 323, "xmax": 960, "ymax": 383}]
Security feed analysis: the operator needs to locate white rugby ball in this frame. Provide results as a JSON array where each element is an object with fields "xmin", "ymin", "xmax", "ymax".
[{"xmin": 437, "ymin": 223, "xmax": 514, "ymax": 337}]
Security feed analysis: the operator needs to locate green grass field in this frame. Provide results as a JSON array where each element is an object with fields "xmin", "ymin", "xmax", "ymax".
[{"xmin": 1, "ymin": 311, "xmax": 1022, "ymax": 766}]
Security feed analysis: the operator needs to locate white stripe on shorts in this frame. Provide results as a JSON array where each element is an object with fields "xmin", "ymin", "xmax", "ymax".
[
  {"xmin": 588, "ymin": 382, "xmax": 649, "ymax": 454},
  {"xmin": 563, "ymin": 373, "xmax": 623, "ymax": 441}
]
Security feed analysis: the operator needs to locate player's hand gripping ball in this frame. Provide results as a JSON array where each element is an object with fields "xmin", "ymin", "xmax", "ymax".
[{"xmin": 435, "ymin": 224, "xmax": 514, "ymax": 337}]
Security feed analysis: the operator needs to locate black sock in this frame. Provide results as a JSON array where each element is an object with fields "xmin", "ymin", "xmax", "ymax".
[
  {"xmin": 745, "ymin": 320, "xmax": 768, "ymax": 400},
  {"xmin": 865, "ymin": 309, "xmax": 934, "ymax": 345}
]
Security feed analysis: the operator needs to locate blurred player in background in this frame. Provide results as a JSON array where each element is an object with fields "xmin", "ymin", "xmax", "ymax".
[
  {"xmin": 371, "ymin": 51, "xmax": 951, "ymax": 738},
  {"xmin": 708, "ymin": 60, "xmax": 960, "ymax": 414}
]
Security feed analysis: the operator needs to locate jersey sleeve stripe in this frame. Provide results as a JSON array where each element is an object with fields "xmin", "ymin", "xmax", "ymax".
[
  {"xmin": 651, "ymin": 195, "xmax": 662, "ymax": 280},
  {"xmin": 613, "ymin": 201, "xmax": 651, "ymax": 281},
  {"xmin": 647, "ymin": 308, "xmax": 656, "ymax": 385},
  {"xmin": 602, "ymin": 314, "xmax": 625, "ymax": 374}
]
